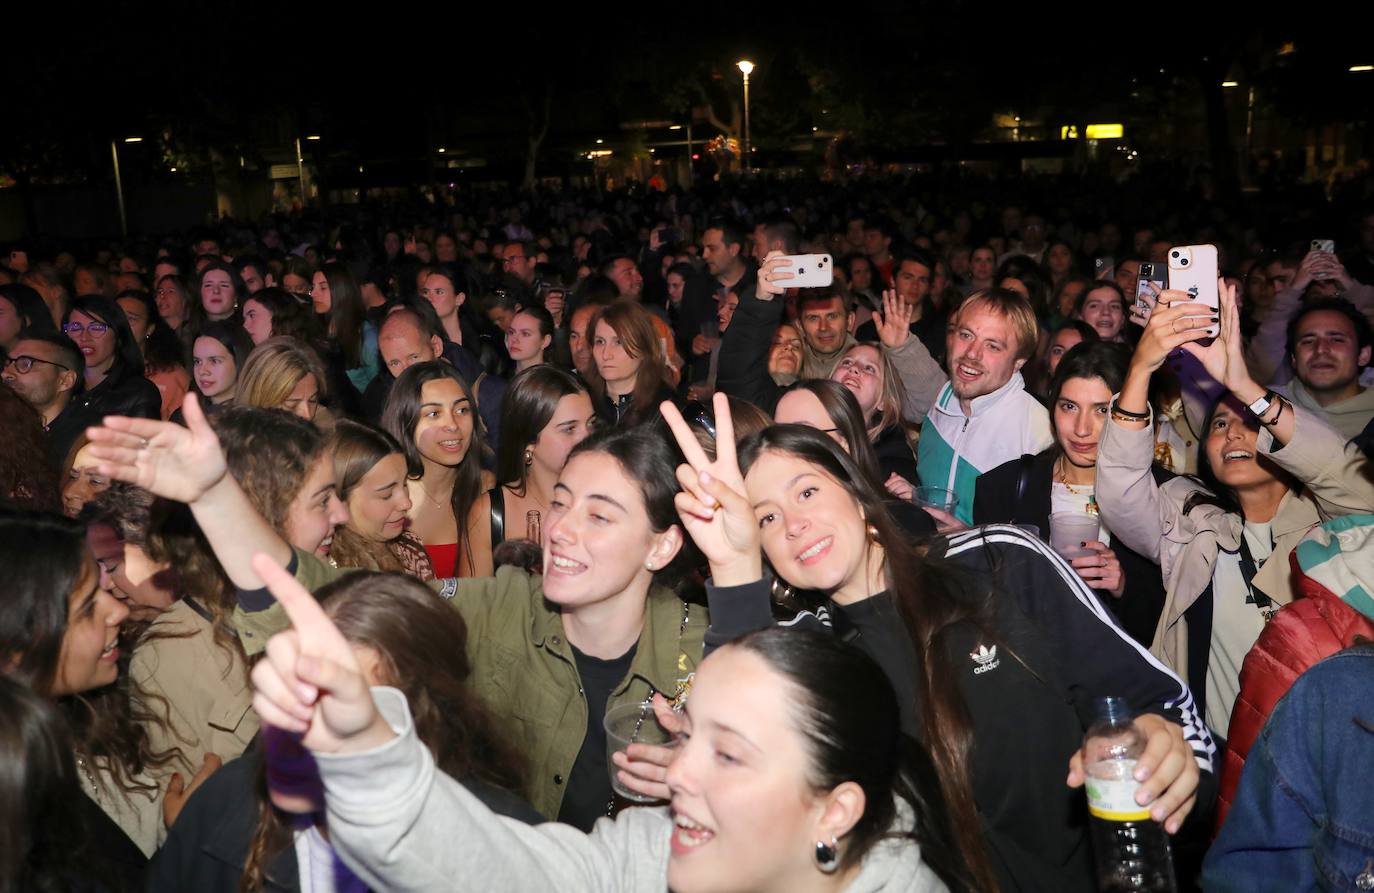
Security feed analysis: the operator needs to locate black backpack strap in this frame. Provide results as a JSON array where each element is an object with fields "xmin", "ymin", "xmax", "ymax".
[
  {"xmin": 1013, "ymin": 453, "xmax": 1036, "ymax": 524},
  {"xmin": 488, "ymin": 487, "xmax": 506, "ymax": 549}
]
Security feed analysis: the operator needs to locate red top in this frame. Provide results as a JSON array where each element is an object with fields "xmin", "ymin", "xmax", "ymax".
[{"xmin": 424, "ymin": 542, "xmax": 458, "ymax": 579}]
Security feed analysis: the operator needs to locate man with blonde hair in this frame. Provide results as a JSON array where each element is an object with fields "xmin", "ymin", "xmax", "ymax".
[{"xmin": 916, "ymin": 287, "xmax": 1052, "ymax": 524}]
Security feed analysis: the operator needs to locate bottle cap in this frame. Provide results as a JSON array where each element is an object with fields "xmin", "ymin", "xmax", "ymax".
[{"xmin": 1093, "ymin": 696, "xmax": 1133, "ymax": 726}]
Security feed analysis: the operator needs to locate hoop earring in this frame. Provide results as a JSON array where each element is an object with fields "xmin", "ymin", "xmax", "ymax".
[{"xmin": 814, "ymin": 838, "xmax": 839, "ymax": 874}]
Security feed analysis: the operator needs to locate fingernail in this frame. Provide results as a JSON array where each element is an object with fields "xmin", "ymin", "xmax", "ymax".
[
  {"xmin": 1080, "ymin": 541, "xmax": 1087, "ymax": 547},
  {"xmin": 699, "ymin": 470, "xmax": 714, "ymax": 486}
]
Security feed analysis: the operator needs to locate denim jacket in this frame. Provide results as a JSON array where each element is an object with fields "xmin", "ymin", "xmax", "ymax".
[{"xmin": 1204, "ymin": 645, "xmax": 1374, "ymax": 892}]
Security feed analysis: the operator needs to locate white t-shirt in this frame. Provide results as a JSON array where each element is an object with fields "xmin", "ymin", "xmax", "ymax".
[
  {"xmin": 1050, "ymin": 482, "xmax": 1111, "ymax": 545},
  {"xmin": 296, "ymin": 826, "xmax": 369, "ymax": 893},
  {"xmin": 1205, "ymin": 521, "xmax": 1274, "ymax": 734}
]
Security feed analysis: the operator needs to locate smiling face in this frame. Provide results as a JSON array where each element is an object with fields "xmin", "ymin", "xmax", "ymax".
[
  {"xmin": 192, "ymin": 335, "xmax": 238, "ymax": 403},
  {"xmin": 1078, "ymin": 286, "xmax": 1125, "ymax": 340},
  {"xmin": 200, "ymin": 269, "xmax": 237, "ymax": 319},
  {"xmin": 1291, "ymin": 309, "xmax": 1370, "ymax": 399},
  {"xmin": 346, "ymin": 453, "xmax": 413, "ymax": 543},
  {"xmin": 1052, "ymin": 376, "xmax": 1112, "ymax": 470},
  {"xmin": 284, "ymin": 455, "xmax": 350, "ymax": 558},
  {"xmin": 830, "ymin": 344, "xmax": 882, "ymax": 421},
  {"xmin": 593, "ymin": 319, "xmax": 643, "ymax": 392},
  {"xmin": 413, "ymin": 377, "xmax": 474, "ymax": 468},
  {"xmin": 1204, "ymin": 402, "xmax": 1281, "ymax": 490},
  {"xmin": 799, "ymin": 296, "xmax": 851, "ymax": 357},
  {"xmin": 542, "ymin": 450, "xmax": 680, "ymax": 608},
  {"xmin": 744, "ymin": 450, "xmax": 872, "ymax": 600},
  {"xmin": 52, "ymin": 558, "xmax": 129, "ymax": 696},
  {"xmin": 664, "ymin": 646, "xmax": 837, "ymax": 893},
  {"xmin": 946, "ymin": 304, "xmax": 1026, "ymax": 404}
]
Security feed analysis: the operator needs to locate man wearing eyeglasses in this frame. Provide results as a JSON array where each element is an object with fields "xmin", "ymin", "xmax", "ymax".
[
  {"xmin": 1, "ymin": 333, "xmax": 96, "ymax": 470},
  {"xmin": 500, "ymin": 242, "xmax": 539, "ymax": 288}
]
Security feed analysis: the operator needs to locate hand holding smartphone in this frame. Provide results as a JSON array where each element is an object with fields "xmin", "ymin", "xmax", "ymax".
[
  {"xmin": 774, "ymin": 254, "xmax": 834, "ymax": 289},
  {"xmin": 1132, "ymin": 245, "xmax": 1219, "ymax": 340}
]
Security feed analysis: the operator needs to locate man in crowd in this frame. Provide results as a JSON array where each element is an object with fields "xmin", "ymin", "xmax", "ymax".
[
  {"xmin": 855, "ymin": 247, "xmax": 947, "ymax": 365},
  {"xmin": 1, "ymin": 333, "xmax": 94, "ymax": 470},
  {"xmin": 797, "ymin": 289, "xmax": 857, "ymax": 379},
  {"xmin": 1277, "ymin": 298, "xmax": 1374, "ymax": 450},
  {"xmin": 601, "ymin": 255, "xmax": 645, "ymax": 303},
  {"xmin": 863, "ymin": 218, "xmax": 896, "ymax": 286},
  {"xmin": 567, "ymin": 301, "xmax": 601, "ymax": 382},
  {"xmin": 917, "ymin": 288, "xmax": 1052, "ymax": 524},
  {"xmin": 233, "ymin": 255, "xmax": 272, "ymax": 294},
  {"xmin": 501, "ymin": 241, "xmax": 541, "ymax": 289}
]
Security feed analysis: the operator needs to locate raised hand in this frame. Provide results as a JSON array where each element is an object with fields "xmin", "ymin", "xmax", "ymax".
[
  {"xmin": 756, "ymin": 251, "xmax": 796, "ymax": 299},
  {"xmin": 1127, "ymin": 287, "xmax": 1219, "ymax": 377},
  {"xmin": 85, "ymin": 392, "xmax": 227, "ymax": 504},
  {"xmin": 248, "ymin": 554, "xmax": 394, "ymax": 755},
  {"xmin": 660, "ymin": 392, "xmax": 762, "ymax": 586},
  {"xmin": 873, "ymin": 289, "xmax": 913, "ymax": 349},
  {"xmin": 1179, "ymin": 278, "xmax": 1247, "ymax": 393}
]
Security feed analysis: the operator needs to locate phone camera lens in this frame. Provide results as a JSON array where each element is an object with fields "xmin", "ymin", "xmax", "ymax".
[
  {"xmin": 1170, "ymin": 251, "xmax": 1179, "ymax": 258},
  {"xmin": 1180, "ymin": 258, "xmax": 1189, "ymax": 266}
]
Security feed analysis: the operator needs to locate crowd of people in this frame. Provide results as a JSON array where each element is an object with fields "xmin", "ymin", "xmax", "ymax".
[{"xmin": 2, "ymin": 168, "xmax": 1374, "ymax": 892}]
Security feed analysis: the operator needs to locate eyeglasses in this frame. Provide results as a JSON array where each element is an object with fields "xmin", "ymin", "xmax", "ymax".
[
  {"xmin": 3, "ymin": 354, "xmax": 70, "ymax": 373},
  {"xmin": 62, "ymin": 321, "xmax": 110, "ymax": 337}
]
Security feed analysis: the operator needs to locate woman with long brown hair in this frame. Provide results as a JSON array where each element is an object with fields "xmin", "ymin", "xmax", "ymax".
[
  {"xmin": 653, "ymin": 396, "xmax": 1213, "ymax": 893},
  {"xmin": 147, "ymin": 571, "xmax": 538, "ymax": 892},
  {"xmin": 327, "ymin": 420, "xmax": 435, "ymax": 579},
  {"xmin": 583, "ymin": 299, "xmax": 676, "ymax": 427}
]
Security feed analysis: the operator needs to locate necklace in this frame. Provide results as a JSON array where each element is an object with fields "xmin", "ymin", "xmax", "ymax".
[
  {"xmin": 75, "ymin": 753, "xmax": 101, "ymax": 802},
  {"xmin": 1055, "ymin": 458, "xmax": 1099, "ymax": 514},
  {"xmin": 416, "ymin": 480, "xmax": 450, "ymax": 511}
]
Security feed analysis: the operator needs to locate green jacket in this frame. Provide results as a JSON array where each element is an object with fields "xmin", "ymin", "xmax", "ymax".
[{"xmin": 233, "ymin": 552, "xmax": 708, "ymax": 820}]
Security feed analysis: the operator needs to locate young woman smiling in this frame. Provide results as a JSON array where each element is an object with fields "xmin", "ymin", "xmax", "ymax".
[
  {"xmin": 1094, "ymin": 282, "xmax": 1374, "ymax": 735},
  {"xmin": 658, "ymin": 394, "xmax": 1212, "ymax": 893},
  {"xmin": 86, "ymin": 402, "xmax": 716, "ymax": 832},
  {"xmin": 464, "ymin": 366, "xmax": 595, "ymax": 578}
]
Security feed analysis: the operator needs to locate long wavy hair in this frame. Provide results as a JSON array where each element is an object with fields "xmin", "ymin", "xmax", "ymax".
[
  {"xmin": 213, "ymin": 407, "xmax": 327, "ymax": 534},
  {"xmin": 738, "ymin": 426, "xmax": 1002, "ymax": 891},
  {"xmin": 779, "ymin": 378, "xmax": 884, "ymax": 486},
  {"xmin": 240, "ymin": 572, "xmax": 527, "ymax": 892}
]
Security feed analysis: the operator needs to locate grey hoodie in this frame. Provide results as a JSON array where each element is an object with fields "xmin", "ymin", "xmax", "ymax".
[
  {"xmin": 318, "ymin": 688, "xmax": 950, "ymax": 893},
  {"xmin": 1278, "ymin": 378, "xmax": 1374, "ymax": 441}
]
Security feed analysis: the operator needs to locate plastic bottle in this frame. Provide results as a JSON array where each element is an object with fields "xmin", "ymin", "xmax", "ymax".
[{"xmin": 1083, "ymin": 696, "xmax": 1178, "ymax": 892}]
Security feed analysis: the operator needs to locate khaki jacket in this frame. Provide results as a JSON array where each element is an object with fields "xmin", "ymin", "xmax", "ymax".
[
  {"xmin": 131, "ymin": 599, "xmax": 258, "ymax": 780},
  {"xmin": 1096, "ymin": 401, "xmax": 1374, "ymax": 684},
  {"xmin": 234, "ymin": 558, "xmax": 707, "ymax": 820}
]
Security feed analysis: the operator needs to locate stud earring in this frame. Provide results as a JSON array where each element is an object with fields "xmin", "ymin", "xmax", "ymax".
[
  {"xmin": 524, "ymin": 449, "xmax": 533, "ymax": 466},
  {"xmin": 645, "ymin": 561, "xmax": 655, "ymax": 571},
  {"xmin": 866, "ymin": 523, "xmax": 879, "ymax": 542},
  {"xmin": 813, "ymin": 838, "xmax": 839, "ymax": 873}
]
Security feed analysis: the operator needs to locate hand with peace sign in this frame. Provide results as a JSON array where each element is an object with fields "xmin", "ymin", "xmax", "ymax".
[
  {"xmin": 659, "ymin": 392, "xmax": 763, "ymax": 587},
  {"xmin": 248, "ymin": 554, "xmax": 395, "ymax": 755}
]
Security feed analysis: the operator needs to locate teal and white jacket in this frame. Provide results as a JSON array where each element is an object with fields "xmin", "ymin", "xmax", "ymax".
[{"xmin": 917, "ymin": 372, "xmax": 1052, "ymax": 524}]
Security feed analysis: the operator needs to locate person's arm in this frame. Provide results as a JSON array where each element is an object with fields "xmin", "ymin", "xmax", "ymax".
[
  {"xmin": 320, "ymin": 688, "xmax": 672, "ymax": 892},
  {"xmin": 461, "ymin": 491, "xmax": 495, "ymax": 579},
  {"xmin": 872, "ymin": 289, "xmax": 947, "ymax": 420},
  {"xmin": 85, "ymin": 393, "xmax": 292, "ymax": 590},
  {"xmin": 715, "ymin": 274, "xmax": 784, "ymax": 412},
  {"xmin": 1256, "ymin": 403, "xmax": 1374, "ymax": 516}
]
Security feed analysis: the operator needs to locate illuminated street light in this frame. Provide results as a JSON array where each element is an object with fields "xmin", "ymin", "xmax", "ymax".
[
  {"xmin": 1351, "ymin": 65, "xmax": 1373, "ymax": 72},
  {"xmin": 123, "ymin": 136, "xmax": 143, "ymax": 143},
  {"xmin": 306, "ymin": 134, "xmax": 321, "ymax": 141},
  {"xmin": 737, "ymin": 60, "xmax": 755, "ymax": 172},
  {"xmin": 1221, "ymin": 81, "xmax": 1239, "ymax": 87}
]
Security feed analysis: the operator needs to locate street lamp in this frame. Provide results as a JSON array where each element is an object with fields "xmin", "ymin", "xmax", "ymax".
[
  {"xmin": 110, "ymin": 137, "xmax": 142, "ymax": 238},
  {"xmin": 737, "ymin": 59, "xmax": 755, "ymax": 172}
]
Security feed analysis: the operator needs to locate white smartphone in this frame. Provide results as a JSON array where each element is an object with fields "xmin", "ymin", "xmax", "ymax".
[
  {"xmin": 776, "ymin": 254, "xmax": 833, "ymax": 288},
  {"xmin": 1167, "ymin": 244, "xmax": 1220, "ymax": 340},
  {"xmin": 1311, "ymin": 239, "xmax": 1335, "ymax": 254}
]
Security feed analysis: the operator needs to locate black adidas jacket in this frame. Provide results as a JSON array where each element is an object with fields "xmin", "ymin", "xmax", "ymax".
[{"xmin": 704, "ymin": 524, "xmax": 1216, "ymax": 893}]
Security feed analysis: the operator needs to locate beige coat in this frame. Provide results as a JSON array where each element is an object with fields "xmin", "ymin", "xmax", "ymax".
[
  {"xmin": 1095, "ymin": 402, "xmax": 1374, "ymax": 684},
  {"xmin": 130, "ymin": 598, "xmax": 258, "ymax": 780}
]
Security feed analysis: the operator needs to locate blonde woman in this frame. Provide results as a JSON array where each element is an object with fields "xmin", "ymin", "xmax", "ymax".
[{"xmin": 235, "ymin": 337, "xmax": 328, "ymax": 424}]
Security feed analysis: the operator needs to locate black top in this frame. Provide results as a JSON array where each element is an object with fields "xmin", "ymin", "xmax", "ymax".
[
  {"xmin": 70, "ymin": 362, "xmax": 162, "ymax": 424},
  {"xmin": 704, "ymin": 525, "xmax": 1216, "ymax": 893},
  {"xmin": 557, "ymin": 642, "xmax": 638, "ymax": 831},
  {"xmin": 44, "ymin": 398, "xmax": 103, "ymax": 471},
  {"xmin": 148, "ymin": 747, "xmax": 542, "ymax": 893},
  {"xmin": 873, "ymin": 423, "xmax": 920, "ymax": 484},
  {"xmin": 972, "ymin": 449, "xmax": 1170, "ymax": 647},
  {"xmin": 590, "ymin": 381, "xmax": 678, "ymax": 428},
  {"xmin": 72, "ymin": 791, "xmax": 145, "ymax": 892}
]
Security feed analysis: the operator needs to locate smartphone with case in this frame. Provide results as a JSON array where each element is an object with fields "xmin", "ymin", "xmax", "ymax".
[
  {"xmin": 1167, "ymin": 244, "xmax": 1220, "ymax": 340},
  {"xmin": 1311, "ymin": 239, "xmax": 1335, "ymax": 254},
  {"xmin": 777, "ymin": 254, "xmax": 834, "ymax": 288},
  {"xmin": 1132, "ymin": 261, "xmax": 1168, "ymax": 325}
]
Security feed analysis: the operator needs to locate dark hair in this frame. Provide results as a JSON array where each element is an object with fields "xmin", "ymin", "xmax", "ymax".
[
  {"xmin": 1047, "ymin": 341, "xmax": 1130, "ymax": 408},
  {"xmin": 243, "ymin": 287, "xmax": 316, "ymax": 342},
  {"xmin": 496, "ymin": 366, "xmax": 587, "ymax": 491},
  {"xmin": 213, "ymin": 406, "xmax": 327, "ymax": 534},
  {"xmin": 327, "ymin": 420, "xmax": 410, "ymax": 573},
  {"xmin": 115, "ymin": 288, "xmax": 182, "ymax": 372},
  {"xmin": 896, "ymin": 245, "xmax": 937, "ymax": 277},
  {"xmin": 65, "ymin": 294, "xmax": 145, "ymax": 377},
  {"xmin": 0, "ymin": 675, "xmax": 93, "ymax": 893},
  {"xmin": 233, "ymin": 254, "xmax": 269, "ymax": 284},
  {"xmin": 0, "ymin": 386, "xmax": 61, "ymax": 512},
  {"xmin": 1285, "ymin": 296, "xmax": 1374, "ymax": 364},
  {"xmin": 192, "ymin": 320, "xmax": 254, "ymax": 394},
  {"xmin": 994, "ymin": 255, "xmax": 1052, "ymax": 318},
  {"xmin": 74, "ymin": 263, "xmax": 113, "ymax": 297},
  {"xmin": 0, "ymin": 510, "xmax": 90, "ymax": 695},
  {"xmin": 194, "ymin": 259, "xmax": 246, "ymax": 318},
  {"xmin": 1188, "ymin": 394, "xmax": 1299, "ymax": 518},
  {"xmin": 320, "ymin": 262, "xmax": 367, "ymax": 368},
  {"xmin": 511, "ymin": 305, "xmax": 555, "ymax": 344},
  {"xmin": 0, "ymin": 283, "xmax": 58, "ymax": 338},
  {"xmin": 1072, "ymin": 280, "xmax": 1127, "ymax": 318},
  {"xmin": 705, "ymin": 216, "xmax": 746, "ymax": 249},
  {"xmin": 760, "ymin": 214, "xmax": 802, "ymax": 255},
  {"xmin": 779, "ymin": 379, "xmax": 884, "ymax": 484},
  {"xmin": 381, "ymin": 362, "xmax": 487, "ymax": 567},
  {"xmin": 14, "ymin": 331, "xmax": 84, "ymax": 383},
  {"xmin": 738, "ymin": 427, "xmax": 1000, "ymax": 891},
  {"xmin": 154, "ymin": 273, "xmax": 200, "ymax": 331},
  {"xmin": 241, "ymin": 572, "xmax": 527, "ymax": 892},
  {"xmin": 727, "ymin": 627, "xmax": 975, "ymax": 891}
]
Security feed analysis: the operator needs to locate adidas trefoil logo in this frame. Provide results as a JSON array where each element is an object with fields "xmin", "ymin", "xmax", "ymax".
[{"xmin": 969, "ymin": 643, "xmax": 1000, "ymax": 675}]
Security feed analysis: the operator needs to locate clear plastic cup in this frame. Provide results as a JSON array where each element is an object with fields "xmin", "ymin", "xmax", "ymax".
[
  {"xmin": 914, "ymin": 486, "xmax": 958, "ymax": 513},
  {"xmin": 604, "ymin": 701, "xmax": 676, "ymax": 803},
  {"xmin": 1050, "ymin": 511, "xmax": 1100, "ymax": 561}
]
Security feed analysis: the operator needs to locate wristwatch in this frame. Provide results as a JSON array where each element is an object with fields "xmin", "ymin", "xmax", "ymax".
[{"xmin": 1247, "ymin": 390, "xmax": 1277, "ymax": 418}]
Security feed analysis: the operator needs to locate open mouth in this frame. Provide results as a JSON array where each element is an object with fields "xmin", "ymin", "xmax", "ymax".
[
  {"xmin": 100, "ymin": 638, "xmax": 119, "ymax": 662},
  {"xmin": 548, "ymin": 552, "xmax": 586, "ymax": 575},
  {"xmin": 955, "ymin": 363, "xmax": 984, "ymax": 382},
  {"xmin": 671, "ymin": 811, "xmax": 715, "ymax": 855},
  {"xmin": 1223, "ymin": 450, "xmax": 1254, "ymax": 462},
  {"xmin": 796, "ymin": 536, "xmax": 833, "ymax": 565},
  {"xmin": 317, "ymin": 536, "xmax": 333, "ymax": 556},
  {"xmin": 437, "ymin": 438, "xmax": 466, "ymax": 453}
]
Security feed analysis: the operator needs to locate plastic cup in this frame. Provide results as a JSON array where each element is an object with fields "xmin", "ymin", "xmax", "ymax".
[
  {"xmin": 914, "ymin": 486, "xmax": 959, "ymax": 513},
  {"xmin": 1049, "ymin": 511, "xmax": 1100, "ymax": 561},
  {"xmin": 605, "ymin": 701, "xmax": 676, "ymax": 803}
]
